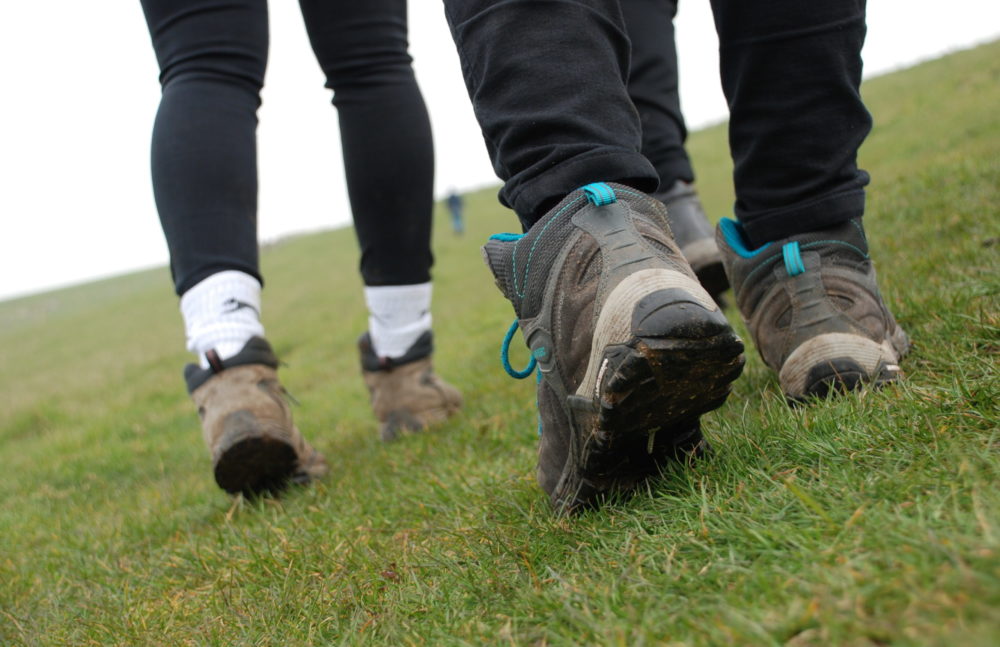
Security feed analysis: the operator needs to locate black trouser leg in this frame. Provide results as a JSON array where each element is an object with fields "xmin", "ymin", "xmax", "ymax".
[
  {"xmin": 711, "ymin": 0, "xmax": 871, "ymax": 246},
  {"xmin": 622, "ymin": 0, "xmax": 694, "ymax": 190},
  {"xmin": 299, "ymin": 0, "xmax": 434, "ymax": 286},
  {"xmin": 442, "ymin": 0, "xmax": 657, "ymax": 228},
  {"xmin": 442, "ymin": 0, "xmax": 871, "ymax": 241}
]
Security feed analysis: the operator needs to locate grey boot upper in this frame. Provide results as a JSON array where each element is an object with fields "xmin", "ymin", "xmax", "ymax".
[
  {"xmin": 717, "ymin": 217, "xmax": 910, "ymax": 399},
  {"xmin": 484, "ymin": 182, "xmax": 742, "ymax": 512}
]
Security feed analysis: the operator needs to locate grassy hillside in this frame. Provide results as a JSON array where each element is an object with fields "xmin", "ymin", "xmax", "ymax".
[{"xmin": 2, "ymin": 41, "xmax": 998, "ymax": 645}]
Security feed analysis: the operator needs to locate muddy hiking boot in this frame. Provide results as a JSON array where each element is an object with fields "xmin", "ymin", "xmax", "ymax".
[
  {"xmin": 655, "ymin": 180, "xmax": 729, "ymax": 302},
  {"xmin": 483, "ymin": 182, "xmax": 745, "ymax": 514},
  {"xmin": 359, "ymin": 330, "xmax": 463, "ymax": 442},
  {"xmin": 185, "ymin": 337, "xmax": 328, "ymax": 496},
  {"xmin": 716, "ymin": 217, "xmax": 910, "ymax": 401}
]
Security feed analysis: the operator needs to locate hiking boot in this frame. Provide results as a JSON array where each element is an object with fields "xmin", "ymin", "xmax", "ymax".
[
  {"xmin": 359, "ymin": 330, "xmax": 462, "ymax": 442},
  {"xmin": 483, "ymin": 182, "xmax": 745, "ymax": 514},
  {"xmin": 655, "ymin": 180, "xmax": 729, "ymax": 301},
  {"xmin": 716, "ymin": 217, "xmax": 910, "ymax": 401},
  {"xmin": 184, "ymin": 337, "xmax": 328, "ymax": 496}
]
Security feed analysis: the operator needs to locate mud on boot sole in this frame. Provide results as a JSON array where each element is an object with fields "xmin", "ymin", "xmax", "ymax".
[
  {"xmin": 214, "ymin": 436, "xmax": 299, "ymax": 497},
  {"xmin": 554, "ymin": 329, "xmax": 745, "ymax": 513}
]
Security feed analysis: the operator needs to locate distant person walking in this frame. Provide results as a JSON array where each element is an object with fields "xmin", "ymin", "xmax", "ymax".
[
  {"xmin": 139, "ymin": 0, "xmax": 461, "ymax": 496},
  {"xmin": 446, "ymin": 190, "xmax": 465, "ymax": 235}
]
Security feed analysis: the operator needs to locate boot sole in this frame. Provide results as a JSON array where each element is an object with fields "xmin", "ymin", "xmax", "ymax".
[
  {"xmin": 794, "ymin": 357, "xmax": 898, "ymax": 402},
  {"xmin": 553, "ymin": 270, "xmax": 745, "ymax": 513},
  {"xmin": 779, "ymin": 332, "xmax": 905, "ymax": 401},
  {"xmin": 214, "ymin": 436, "xmax": 298, "ymax": 497}
]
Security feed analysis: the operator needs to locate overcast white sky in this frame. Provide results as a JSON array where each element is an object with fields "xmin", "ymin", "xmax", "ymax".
[{"xmin": 0, "ymin": 1, "xmax": 997, "ymax": 302}]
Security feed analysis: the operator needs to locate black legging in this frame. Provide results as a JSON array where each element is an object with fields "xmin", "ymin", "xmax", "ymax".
[
  {"xmin": 445, "ymin": 0, "xmax": 871, "ymax": 247},
  {"xmin": 140, "ymin": 0, "xmax": 434, "ymax": 295}
]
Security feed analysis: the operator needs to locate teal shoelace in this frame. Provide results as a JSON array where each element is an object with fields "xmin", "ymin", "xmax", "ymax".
[{"xmin": 500, "ymin": 319, "xmax": 536, "ymax": 379}]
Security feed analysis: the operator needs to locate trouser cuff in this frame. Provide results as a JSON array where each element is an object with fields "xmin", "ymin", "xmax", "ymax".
[
  {"xmin": 652, "ymin": 156, "xmax": 695, "ymax": 193},
  {"xmin": 504, "ymin": 150, "xmax": 658, "ymax": 228},
  {"xmin": 739, "ymin": 187, "xmax": 866, "ymax": 248}
]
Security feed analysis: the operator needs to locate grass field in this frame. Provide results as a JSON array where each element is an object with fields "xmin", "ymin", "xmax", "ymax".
[{"xmin": 2, "ymin": 42, "xmax": 998, "ymax": 646}]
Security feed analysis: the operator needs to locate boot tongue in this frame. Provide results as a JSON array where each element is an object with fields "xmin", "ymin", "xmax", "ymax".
[{"xmin": 481, "ymin": 235, "xmax": 524, "ymax": 313}]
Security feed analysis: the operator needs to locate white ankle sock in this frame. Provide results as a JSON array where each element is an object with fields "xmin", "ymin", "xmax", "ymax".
[
  {"xmin": 180, "ymin": 270, "xmax": 265, "ymax": 368},
  {"xmin": 364, "ymin": 283, "xmax": 432, "ymax": 359}
]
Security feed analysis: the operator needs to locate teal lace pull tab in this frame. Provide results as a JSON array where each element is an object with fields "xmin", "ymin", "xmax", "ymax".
[
  {"xmin": 581, "ymin": 182, "xmax": 617, "ymax": 206},
  {"xmin": 500, "ymin": 319, "xmax": 537, "ymax": 379},
  {"xmin": 488, "ymin": 232, "xmax": 525, "ymax": 242},
  {"xmin": 782, "ymin": 241, "xmax": 806, "ymax": 276}
]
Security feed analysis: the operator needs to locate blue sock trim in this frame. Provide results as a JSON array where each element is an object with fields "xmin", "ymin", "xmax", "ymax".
[
  {"xmin": 719, "ymin": 218, "xmax": 772, "ymax": 258},
  {"xmin": 500, "ymin": 319, "xmax": 537, "ymax": 379},
  {"xmin": 782, "ymin": 241, "xmax": 806, "ymax": 276},
  {"xmin": 581, "ymin": 182, "xmax": 617, "ymax": 206}
]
